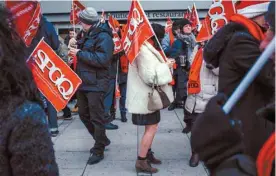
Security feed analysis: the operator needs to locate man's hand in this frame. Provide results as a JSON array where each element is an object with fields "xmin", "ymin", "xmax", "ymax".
[
  {"xmin": 166, "ymin": 58, "xmax": 175, "ymax": 68},
  {"xmin": 68, "ymin": 38, "xmax": 77, "ymax": 49},
  {"xmin": 68, "ymin": 48, "xmax": 80, "ymax": 57}
]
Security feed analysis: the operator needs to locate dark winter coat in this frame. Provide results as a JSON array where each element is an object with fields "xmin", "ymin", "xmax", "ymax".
[
  {"xmin": 24, "ymin": 16, "xmax": 60, "ymax": 59},
  {"xmin": 0, "ymin": 100, "xmax": 59, "ymax": 176},
  {"xmin": 203, "ymin": 22, "xmax": 275, "ymax": 159},
  {"xmin": 76, "ymin": 23, "xmax": 114, "ymax": 92}
]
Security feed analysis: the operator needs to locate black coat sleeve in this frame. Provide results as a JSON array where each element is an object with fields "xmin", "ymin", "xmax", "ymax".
[
  {"xmin": 8, "ymin": 106, "xmax": 59, "ymax": 176},
  {"xmin": 230, "ymin": 33, "xmax": 275, "ymax": 89},
  {"xmin": 77, "ymin": 32, "xmax": 114, "ymax": 69}
]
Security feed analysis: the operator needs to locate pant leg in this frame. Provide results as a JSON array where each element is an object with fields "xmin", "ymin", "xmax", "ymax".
[
  {"xmin": 62, "ymin": 106, "xmax": 71, "ymax": 117},
  {"xmin": 87, "ymin": 92, "xmax": 109, "ymax": 155},
  {"xmin": 119, "ymin": 83, "xmax": 127, "ymax": 115},
  {"xmin": 77, "ymin": 91, "xmax": 95, "ymax": 137},
  {"xmin": 104, "ymin": 79, "xmax": 116, "ymax": 114},
  {"xmin": 46, "ymin": 100, "xmax": 58, "ymax": 132}
]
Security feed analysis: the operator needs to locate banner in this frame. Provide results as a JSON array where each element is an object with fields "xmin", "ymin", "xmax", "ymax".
[
  {"xmin": 5, "ymin": 1, "xmax": 41, "ymax": 47},
  {"xmin": 108, "ymin": 16, "xmax": 124, "ymax": 54},
  {"xmin": 196, "ymin": 0, "xmax": 236, "ymax": 42},
  {"xmin": 122, "ymin": 0, "xmax": 154, "ymax": 63},
  {"xmin": 26, "ymin": 39, "xmax": 82, "ymax": 111},
  {"xmin": 70, "ymin": 0, "xmax": 85, "ymax": 25}
]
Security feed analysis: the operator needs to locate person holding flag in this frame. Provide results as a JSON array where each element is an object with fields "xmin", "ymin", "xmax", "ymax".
[
  {"xmin": 68, "ymin": 7, "xmax": 114, "ymax": 165},
  {"xmin": 0, "ymin": 6, "xmax": 58, "ymax": 175}
]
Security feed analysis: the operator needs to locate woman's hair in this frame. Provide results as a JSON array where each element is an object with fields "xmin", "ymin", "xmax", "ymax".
[
  {"xmin": 0, "ymin": 7, "xmax": 41, "ymax": 107},
  {"xmin": 150, "ymin": 23, "xmax": 165, "ymax": 50}
]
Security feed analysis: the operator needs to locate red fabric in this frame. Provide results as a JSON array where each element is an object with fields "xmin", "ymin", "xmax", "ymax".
[
  {"xmin": 165, "ymin": 17, "xmax": 175, "ymax": 46},
  {"xmin": 26, "ymin": 39, "xmax": 82, "ymax": 111},
  {"xmin": 121, "ymin": 0, "xmax": 155, "ymax": 64},
  {"xmin": 230, "ymin": 14, "xmax": 265, "ymax": 41},
  {"xmin": 256, "ymin": 132, "xmax": 275, "ymax": 176},
  {"xmin": 108, "ymin": 16, "xmax": 124, "ymax": 54},
  {"xmin": 187, "ymin": 48, "xmax": 203, "ymax": 94},
  {"xmin": 70, "ymin": 0, "xmax": 85, "ymax": 25},
  {"xmin": 196, "ymin": 0, "xmax": 236, "ymax": 42},
  {"xmin": 5, "ymin": 1, "xmax": 41, "ymax": 47},
  {"xmin": 190, "ymin": 3, "xmax": 200, "ymax": 30},
  {"xmin": 73, "ymin": 55, "xmax": 77, "ymax": 71},
  {"xmin": 184, "ymin": 9, "xmax": 191, "ymax": 20},
  {"xmin": 120, "ymin": 54, "xmax": 129, "ymax": 73}
]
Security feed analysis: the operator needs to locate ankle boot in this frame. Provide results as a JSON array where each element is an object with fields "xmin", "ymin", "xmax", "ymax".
[
  {"xmin": 189, "ymin": 152, "xmax": 199, "ymax": 167},
  {"xmin": 147, "ymin": 150, "xmax": 162, "ymax": 164},
  {"xmin": 135, "ymin": 159, "xmax": 158, "ymax": 173}
]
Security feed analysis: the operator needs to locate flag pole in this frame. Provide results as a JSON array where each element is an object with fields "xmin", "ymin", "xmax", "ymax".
[
  {"xmin": 223, "ymin": 37, "xmax": 275, "ymax": 114},
  {"xmin": 72, "ymin": 0, "xmax": 76, "ymax": 34}
]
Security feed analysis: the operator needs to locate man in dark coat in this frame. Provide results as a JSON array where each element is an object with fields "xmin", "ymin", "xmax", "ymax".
[
  {"xmin": 68, "ymin": 7, "xmax": 114, "ymax": 165},
  {"xmin": 203, "ymin": 1, "xmax": 274, "ymax": 160}
]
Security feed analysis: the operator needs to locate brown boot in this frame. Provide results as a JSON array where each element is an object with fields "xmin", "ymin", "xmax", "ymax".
[
  {"xmin": 147, "ymin": 150, "xmax": 162, "ymax": 164},
  {"xmin": 135, "ymin": 159, "xmax": 158, "ymax": 173}
]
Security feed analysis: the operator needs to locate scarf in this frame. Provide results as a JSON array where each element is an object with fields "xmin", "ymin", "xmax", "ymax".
[
  {"xmin": 187, "ymin": 47, "xmax": 203, "ymax": 94},
  {"xmin": 230, "ymin": 14, "xmax": 265, "ymax": 41},
  {"xmin": 176, "ymin": 33, "xmax": 196, "ymax": 61}
]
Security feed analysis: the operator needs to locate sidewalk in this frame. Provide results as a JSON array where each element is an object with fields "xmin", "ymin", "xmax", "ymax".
[{"xmin": 53, "ymin": 105, "xmax": 208, "ymax": 176}]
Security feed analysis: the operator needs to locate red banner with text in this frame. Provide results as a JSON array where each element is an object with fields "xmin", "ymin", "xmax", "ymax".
[
  {"xmin": 5, "ymin": 0, "xmax": 41, "ymax": 47},
  {"xmin": 26, "ymin": 39, "xmax": 82, "ymax": 111}
]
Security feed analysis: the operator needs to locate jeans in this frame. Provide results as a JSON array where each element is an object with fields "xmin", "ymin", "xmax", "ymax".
[
  {"xmin": 119, "ymin": 83, "xmax": 127, "ymax": 115},
  {"xmin": 46, "ymin": 100, "xmax": 58, "ymax": 132},
  {"xmin": 104, "ymin": 79, "xmax": 116, "ymax": 115},
  {"xmin": 77, "ymin": 91, "xmax": 109, "ymax": 155}
]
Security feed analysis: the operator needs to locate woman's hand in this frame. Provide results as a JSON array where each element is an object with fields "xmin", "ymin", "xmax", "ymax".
[{"xmin": 166, "ymin": 58, "xmax": 175, "ymax": 68}]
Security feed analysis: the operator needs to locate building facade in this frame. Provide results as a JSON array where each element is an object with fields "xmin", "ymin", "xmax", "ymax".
[{"xmin": 41, "ymin": 0, "xmax": 212, "ymax": 35}]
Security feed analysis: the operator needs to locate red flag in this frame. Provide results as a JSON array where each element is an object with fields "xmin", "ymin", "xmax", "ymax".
[
  {"xmin": 70, "ymin": 0, "xmax": 85, "ymax": 25},
  {"xmin": 165, "ymin": 17, "xmax": 175, "ymax": 46},
  {"xmin": 184, "ymin": 7, "xmax": 191, "ymax": 20},
  {"xmin": 122, "ymin": 0, "xmax": 154, "ymax": 63},
  {"xmin": 190, "ymin": 3, "xmax": 200, "ymax": 30},
  {"xmin": 5, "ymin": 1, "xmax": 41, "ymax": 47},
  {"xmin": 108, "ymin": 16, "xmax": 124, "ymax": 54},
  {"xmin": 196, "ymin": 0, "xmax": 236, "ymax": 42},
  {"xmin": 26, "ymin": 39, "xmax": 82, "ymax": 111}
]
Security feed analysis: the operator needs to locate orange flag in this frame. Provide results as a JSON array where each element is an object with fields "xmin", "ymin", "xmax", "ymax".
[
  {"xmin": 108, "ymin": 16, "xmax": 124, "ymax": 54},
  {"xmin": 121, "ymin": 0, "xmax": 155, "ymax": 64},
  {"xmin": 70, "ymin": 0, "xmax": 85, "ymax": 25},
  {"xmin": 5, "ymin": 1, "xmax": 42, "ymax": 47},
  {"xmin": 196, "ymin": 0, "xmax": 236, "ymax": 42},
  {"xmin": 26, "ymin": 39, "xmax": 82, "ymax": 111},
  {"xmin": 190, "ymin": 3, "xmax": 200, "ymax": 30},
  {"xmin": 165, "ymin": 17, "xmax": 175, "ymax": 46}
]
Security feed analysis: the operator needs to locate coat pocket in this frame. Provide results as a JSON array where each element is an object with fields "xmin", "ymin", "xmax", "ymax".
[{"xmin": 80, "ymin": 70, "xmax": 97, "ymax": 85}]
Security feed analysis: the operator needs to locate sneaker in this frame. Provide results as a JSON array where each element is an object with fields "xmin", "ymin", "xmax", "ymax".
[
  {"xmin": 88, "ymin": 153, "xmax": 104, "ymax": 165},
  {"xmin": 168, "ymin": 103, "xmax": 176, "ymax": 111},
  {"xmin": 51, "ymin": 130, "xmax": 59, "ymax": 137},
  {"xmin": 104, "ymin": 122, "xmax": 118, "ymax": 130}
]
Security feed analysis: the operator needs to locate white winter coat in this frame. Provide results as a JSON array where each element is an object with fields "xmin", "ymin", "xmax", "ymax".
[
  {"xmin": 126, "ymin": 41, "xmax": 174, "ymax": 114},
  {"xmin": 185, "ymin": 46, "xmax": 219, "ymax": 114}
]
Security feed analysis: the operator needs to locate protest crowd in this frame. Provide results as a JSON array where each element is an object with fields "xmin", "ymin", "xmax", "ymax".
[{"xmin": 0, "ymin": 0, "xmax": 275, "ymax": 175}]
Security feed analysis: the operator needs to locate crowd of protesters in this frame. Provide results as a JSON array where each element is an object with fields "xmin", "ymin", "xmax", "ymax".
[{"xmin": 0, "ymin": 0, "xmax": 275, "ymax": 175}]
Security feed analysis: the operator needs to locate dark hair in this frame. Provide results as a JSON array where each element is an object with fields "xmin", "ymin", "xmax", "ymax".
[
  {"xmin": 0, "ymin": 7, "xmax": 41, "ymax": 108},
  {"xmin": 151, "ymin": 23, "xmax": 165, "ymax": 50}
]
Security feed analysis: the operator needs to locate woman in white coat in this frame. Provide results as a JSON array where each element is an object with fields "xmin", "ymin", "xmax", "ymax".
[{"xmin": 126, "ymin": 24, "xmax": 174, "ymax": 174}]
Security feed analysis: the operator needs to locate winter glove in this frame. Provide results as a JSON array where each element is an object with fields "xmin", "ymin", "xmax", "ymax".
[{"xmin": 191, "ymin": 93, "xmax": 245, "ymax": 172}]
